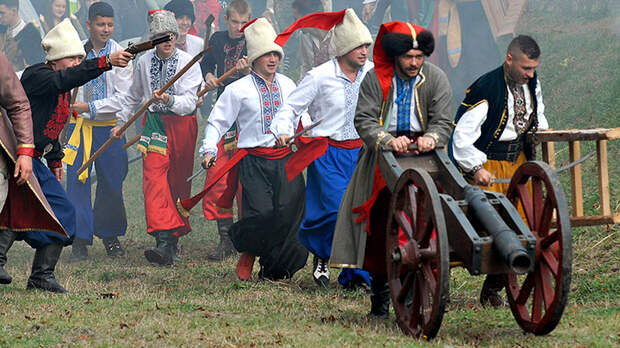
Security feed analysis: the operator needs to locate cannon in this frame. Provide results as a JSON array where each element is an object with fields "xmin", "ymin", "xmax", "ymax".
[{"xmin": 376, "ymin": 145, "xmax": 572, "ymax": 339}]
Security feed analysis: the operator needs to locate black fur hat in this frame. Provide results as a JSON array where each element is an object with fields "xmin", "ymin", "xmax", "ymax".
[{"xmin": 381, "ymin": 30, "xmax": 435, "ymax": 57}]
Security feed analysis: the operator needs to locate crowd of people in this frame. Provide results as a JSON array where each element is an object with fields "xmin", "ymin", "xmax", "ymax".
[{"xmin": 0, "ymin": 0, "xmax": 547, "ymax": 319}]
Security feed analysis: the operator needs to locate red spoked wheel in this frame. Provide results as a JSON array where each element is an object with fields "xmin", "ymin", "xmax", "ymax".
[
  {"xmin": 385, "ymin": 168, "xmax": 450, "ymax": 339},
  {"xmin": 505, "ymin": 161, "xmax": 572, "ymax": 335}
]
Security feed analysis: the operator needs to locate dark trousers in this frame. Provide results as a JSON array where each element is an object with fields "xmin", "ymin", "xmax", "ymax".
[{"xmin": 229, "ymin": 154, "xmax": 308, "ymax": 280}]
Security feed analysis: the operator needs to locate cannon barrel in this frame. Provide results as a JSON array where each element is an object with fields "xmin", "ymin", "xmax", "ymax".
[{"xmin": 464, "ymin": 185, "xmax": 531, "ymax": 274}]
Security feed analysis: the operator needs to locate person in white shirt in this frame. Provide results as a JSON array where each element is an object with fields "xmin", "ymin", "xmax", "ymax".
[
  {"xmin": 164, "ymin": 0, "xmax": 204, "ymax": 56},
  {"xmin": 112, "ymin": 10, "xmax": 202, "ymax": 266},
  {"xmin": 65, "ymin": 2, "xmax": 133, "ymax": 262},
  {"xmin": 200, "ymin": 18, "xmax": 308, "ymax": 281},
  {"xmin": 451, "ymin": 34, "xmax": 548, "ymax": 308},
  {"xmin": 270, "ymin": 9, "xmax": 373, "ymax": 289}
]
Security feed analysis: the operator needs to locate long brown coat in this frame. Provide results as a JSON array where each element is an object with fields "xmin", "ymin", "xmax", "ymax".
[{"xmin": 0, "ymin": 52, "xmax": 66, "ymax": 237}]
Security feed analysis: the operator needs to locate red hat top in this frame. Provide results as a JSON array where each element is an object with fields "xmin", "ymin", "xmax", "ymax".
[{"xmin": 374, "ymin": 21, "xmax": 435, "ymax": 102}]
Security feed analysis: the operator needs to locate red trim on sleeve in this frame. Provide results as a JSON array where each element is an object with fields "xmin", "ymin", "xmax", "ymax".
[
  {"xmin": 17, "ymin": 147, "xmax": 35, "ymax": 157},
  {"xmin": 98, "ymin": 56, "xmax": 110, "ymax": 70}
]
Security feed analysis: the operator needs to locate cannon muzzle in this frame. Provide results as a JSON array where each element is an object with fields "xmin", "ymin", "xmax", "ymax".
[{"xmin": 464, "ymin": 185, "xmax": 531, "ymax": 274}]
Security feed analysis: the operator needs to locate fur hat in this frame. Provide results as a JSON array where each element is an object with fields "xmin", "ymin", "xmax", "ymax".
[
  {"xmin": 41, "ymin": 18, "xmax": 86, "ymax": 61},
  {"xmin": 149, "ymin": 9, "xmax": 179, "ymax": 38},
  {"xmin": 329, "ymin": 9, "xmax": 372, "ymax": 57},
  {"xmin": 164, "ymin": 0, "xmax": 195, "ymax": 23},
  {"xmin": 242, "ymin": 18, "xmax": 284, "ymax": 67},
  {"xmin": 374, "ymin": 21, "xmax": 435, "ymax": 101}
]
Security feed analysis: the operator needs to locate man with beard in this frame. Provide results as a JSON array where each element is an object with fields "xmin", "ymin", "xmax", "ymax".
[
  {"xmin": 14, "ymin": 18, "xmax": 131, "ymax": 292},
  {"xmin": 271, "ymin": 9, "xmax": 373, "ymax": 289},
  {"xmin": 331, "ymin": 21, "xmax": 453, "ymax": 317},
  {"xmin": 450, "ymin": 35, "xmax": 548, "ymax": 307},
  {"xmin": 199, "ymin": 0, "xmax": 251, "ymax": 262},
  {"xmin": 200, "ymin": 18, "xmax": 308, "ymax": 281},
  {"xmin": 64, "ymin": 2, "xmax": 133, "ymax": 262},
  {"xmin": 112, "ymin": 10, "xmax": 202, "ymax": 266}
]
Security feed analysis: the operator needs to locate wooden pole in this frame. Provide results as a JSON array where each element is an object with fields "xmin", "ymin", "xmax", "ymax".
[
  {"xmin": 77, "ymin": 49, "xmax": 208, "ymax": 175},
  {"xmin": 569, "ymin": 141, "xmax": 583, "ymax": 217},
  {"xmin": 597, "ymin": 139, "xmax": 611, "ymax": 216},
  {"xmin": 541, "ymin": 141, "xmax": 555, "ymax": 168},
  {"xmin": 197, "ymin": 65, "xmax": 242, "ymax": 98}
]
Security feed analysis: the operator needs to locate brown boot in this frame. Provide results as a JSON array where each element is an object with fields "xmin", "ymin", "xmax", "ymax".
[
  {"xmin": 207, "ymin": 218, "xmax": 237, "ymax": 261},
  {"xmin": 480, "ymin": 274, "xmax": 507, "ymax": 308}
]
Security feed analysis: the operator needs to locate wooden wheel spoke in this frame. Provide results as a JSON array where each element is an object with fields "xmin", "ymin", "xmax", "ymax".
[
  {"xmin": 397, "ymin": 273, "xmax": 414, "ymax": 303},
  {"xmin": 539, "ymin": 263, "xmax": 556, "ymax": 308},
  {"xmin": 516, "ymin": 272, "xmax": 535, "ymax": 304},
  {"xmin": 419, "ymin": 273, "xmax": 432, "ymax": 325},
  {"xmin": 395, "ymin": 211, "xmax": 414, "ymax": 239},
  {"xmin": 541, "ymin": 230, "xmax": 559, "ymax": 249},
  {"xmin": 541, "ymin": 250, "xmax": 560, "ymax": 277},
  {"xmin": 538, "ymin": 196, "xmax": 555, "ymax": 235},
  {"xmin": 531, "ymin": 178, "xmax": 544, "ymax": 229},
  {"xmin": 421, "ymin": 264, "xmax": 437, "ymax": 295},
  {"xmin": 532, "ymin": 271, "xmax": 544, "ymax": 322},
  {"xmin": 408, "ymin": 275, "xmax": 421, "ymax": 329},
  {"xmin": 516, "ymin": 183, "xmax": 535, "ymax": 230}
]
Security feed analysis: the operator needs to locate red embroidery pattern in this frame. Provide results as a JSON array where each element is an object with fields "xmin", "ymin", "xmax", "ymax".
[
  {"xmin": 43, "ymin": 93, "xmax": 70, "ymax": 140},
  {"xmin": 97, "ymin": 56, "xmax": 108, "ymax": 69}
]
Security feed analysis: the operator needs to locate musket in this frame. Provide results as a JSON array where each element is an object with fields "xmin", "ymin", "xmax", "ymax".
[
  {"xmin": 125, "ymin": 34, "xmax": 174, "ymax": 55},
  {"xmin": 490, "ymin": 151, "xmax": 595, "ymax": 184},
  {"xmin": 77, "ymin": 48, "xmax": 209, "ymax": 175},
  {"xmin": 196, "ymin": 57, "xmax": 249, "ymax": 98}
]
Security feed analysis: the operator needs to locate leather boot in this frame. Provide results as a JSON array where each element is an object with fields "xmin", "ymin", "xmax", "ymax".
[
  {"xmin": 0, "ymin": 229, "xmax": 16, "ymax": 284},
  {"xmin": 207, "ymin": 218, "xmax": 237, "ymax": 261},
  {"xmin": 68, "ymin": 238, "xmax": 89, "ymax": 263},
  {"xmin": 26, "ymin": 243, "xmax": 68, "ymax": 293},
  {"xmin": 480, "ymin": 274, "xmax": 507, "ymax": 308},
  {"xmin": 369, "ymin": 274, "xmax": 390, "ymax": 318},
  {"xmin": 144, "ymin": 230, "xmax": 174, "ymax": 265},
  {"xmin": 102, "ymin": 237, "xmax": 125, "ymax": 257},
  {"xmin": 170, "ymin": 235, "xmax": 180, "ymax": 262}
]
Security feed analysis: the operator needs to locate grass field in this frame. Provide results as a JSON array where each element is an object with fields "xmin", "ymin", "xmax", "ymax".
[{"xmin": 1, "ymin": 1, "xmax": 619, "ymax": 346}]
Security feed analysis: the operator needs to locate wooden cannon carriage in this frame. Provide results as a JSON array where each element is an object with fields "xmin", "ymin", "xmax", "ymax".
[{"xmin": 376, "ymin": 145, "xmax": 572, "ymax": 339}]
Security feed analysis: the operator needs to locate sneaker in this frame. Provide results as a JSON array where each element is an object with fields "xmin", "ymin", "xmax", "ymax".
[
  {"xmin": 312, "ymin": 256, "xmax": 329, "ymax": 288},
  {"xmin": 102, "ymin": 237, "xmax": 125, "ymax": 257},
  {"xmin": 236, "ymin": 252, "xmax": 255, "ymax": 281}
]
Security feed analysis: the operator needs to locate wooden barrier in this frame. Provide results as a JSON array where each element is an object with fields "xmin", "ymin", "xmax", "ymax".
[{"xmin": 530, "ymin": 128, "xmax": 620, "ymax": 227}]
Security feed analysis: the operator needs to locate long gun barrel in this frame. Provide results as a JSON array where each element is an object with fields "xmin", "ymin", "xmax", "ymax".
[
  {"xmin": 125, "ymin": 34, "xmax": 173, "ymax": 55},
  {"xmin": 464, "ymin": 185, "xmax": 531, "ymax": 274}
]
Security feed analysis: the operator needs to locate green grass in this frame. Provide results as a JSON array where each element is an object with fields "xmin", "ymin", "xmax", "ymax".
[{"xmin": 1, "ymin": 1, "xmax": 619, "ymax": 346}]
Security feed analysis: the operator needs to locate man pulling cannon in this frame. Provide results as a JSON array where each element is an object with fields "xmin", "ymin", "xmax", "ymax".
[
  {"xmin": 331, "ymin": 21, "xmax": 453, "ymax": 317},
  {"xmin": 450, "ymin": 35, "xmax": 549, "ymax": 307}
]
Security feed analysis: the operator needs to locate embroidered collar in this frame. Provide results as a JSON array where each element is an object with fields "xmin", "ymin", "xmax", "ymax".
[
  {"xmin": 150, "ymin": 50, "xmax": 179, "ymax": 112},
  {"xmin": 251, "ymin": 71, "xmax": 282, "ymax": 134},
  {"xmin": 86, "ymin": 39, "xmax": 112, "ymax": 59}
]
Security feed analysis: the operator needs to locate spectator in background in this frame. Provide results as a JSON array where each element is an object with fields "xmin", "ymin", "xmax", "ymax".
[
  {"xmin": 194, "ymin": 0, "xmax": 222, "ymax": 34},
  {"xmin": 40, "ymin": 0, "xmax": 87, "ymax": 39},
  {"xmin": 165, "ymin": 0, "xmax": 203, "ymax": 56},
  {"xmin": 292, "ymin": 0, "xmax": 332, "ymax": 77},
  {"xmin": 74, "ymin": 0, "xmax": 100, "ymax": 38},
  {"xmin": 0, "ymin": 0, "xmax": 45, "ymax": 71}
]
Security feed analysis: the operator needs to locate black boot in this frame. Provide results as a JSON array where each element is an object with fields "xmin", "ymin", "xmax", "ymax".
[
  {"xmin": 102, "ymin": 237, "xmax": 125, "ymax": 257},
  {"xmin": 480, "ymin": 274, "xmax": 506, "ymax": 308},
  {"xmin": 0, "ymin": 230, "xmax": 16, "ymax": 284},
  {"xmin": 26, "ymin": 243, "xmax": 68, "ymax": 293},
  {"xmin": 170, "ymin": 235, "xmax": 181, "ymax": 263},
  {"xmin": 68, "ymin": 238, "xmax": 89, "ymax": 263},
  {"xmin": 144, "ymin": 230, "xmax": 174, "ymax": 265},
  {"xmin": 312, "ymin": 255, "xmax": 329, "ymax": 288},
  {"xmin": 369, "ymin": 274, "xmax": 390, "ymax": 319},
  {"xmin": 207, "ymin": 218, "xmax": 237, "ymax": 261}
]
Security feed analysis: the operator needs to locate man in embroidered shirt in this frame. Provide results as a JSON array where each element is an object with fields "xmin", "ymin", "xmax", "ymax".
[
  {"xmin": 63, "ymin": 2, "xmax": 133, "ymax": 262},
  {"xmin": 200, "ymin": 18, "xmax": 308, "ymax": 281},
  {"xmin": 0, "ymin": 0, "xmax": 45, "ymax": 71},
  {"xmin": 199, "ymin": 0, "xmax": 251, "ymax": 262},
  {"xmin": 331, "ymin": 22, "xmax": 453, "ymax": 318},
  {"xmin": 15, "ymin": 18, "xmax": 131, "ymax": 293},
  {"xmin": 451, "ymin": 35, "xmax": 548, "ymax": 307},
  {"xmin": 112, "ymin": 10, "xmax": 202, "ymax": 266},
  {"xmin": 271, "ymin": 9, "xmax": 373, "ymax": 289}
]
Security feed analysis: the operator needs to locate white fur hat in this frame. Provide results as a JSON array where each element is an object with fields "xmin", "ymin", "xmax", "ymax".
[
  {"xmin": 329, "ymin": 9, "xmax": 373, "ymax": 57},
  {"xmin": 244, "ymin": 18, "xmax": 284, "ymax": 67},
  {"xmin": 149, "ymin": 9, "xmax": 179, "ymax": 38},
  {"xmin": 41, "ymin": 18, "xmax": 86, "ymax": 61}
]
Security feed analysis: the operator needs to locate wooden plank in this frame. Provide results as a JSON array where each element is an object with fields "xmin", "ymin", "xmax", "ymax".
[
  {"xmin": 541, "ymin": 141, "xmax": 555, "ymax": 168},
  {"xmin": 597, "ymin": 140, "xmax": 611, "ymax": 216},
  {"xmin": 569, "ymin": 141, "xmax": 583, "ymax": 217},
  {"xmin": 531, "ymin": 128, "xmax": 620, "ymax": 142},
  {"xmin": 568, "ymin": 214, "xmax": 620, "ymax": 227}
]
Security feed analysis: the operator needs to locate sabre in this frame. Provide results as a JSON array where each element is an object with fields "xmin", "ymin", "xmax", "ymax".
[
  {"xmin": 186, "ymin": 156, "xmax": 216, "ymax": 182},
  {"xmin": 273, "ymin": 119, "xmax": 324, "ymax": 150},
  {"xmin": 77, "ymin": 48, "xmax": 210, "ymax": 175},
  {"xmin": 490, "ymin": 151, "xmax": 595, "ymax": 184}
]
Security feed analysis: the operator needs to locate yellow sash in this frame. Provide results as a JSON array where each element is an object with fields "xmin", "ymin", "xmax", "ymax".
[{"xmin": 62, "ymin": 117, "xmax": 117, "ymax": 183}]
